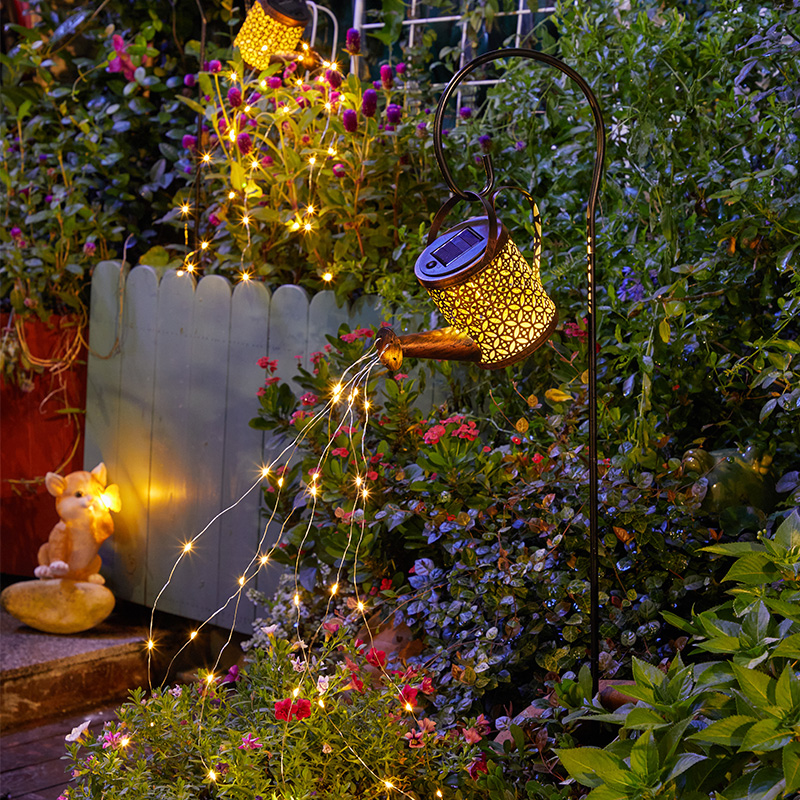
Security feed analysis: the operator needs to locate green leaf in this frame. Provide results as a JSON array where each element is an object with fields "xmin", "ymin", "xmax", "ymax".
[
  {"xmin": 772, "ymin": 632, "xmax": 800, "ymax": 659},
  {"xmin": 659, "ymin": 317, "xmax": 671, "ymax": 344},
  {"xmin": 773, "ymin": 510, "xmax": 800, "ymax": 551},
  {"xmin": 624, "ymin": 707, "xmax": 669, "ymax": 730},
  {"xmin": 783, "ymin": 741, "xmax": 800, "ymax": 793},
  {"xmin": 740, "ymin": 601, "xmax": 770, "ymax": 646},
  {"xmin": 688, "ymin": 715, "xmax": 755, "ymax": 746},
  {"xmin": 555, "ymin": 747, "xmax": 628, "ymax": 789},
  {"xmin": 732, "ymin": 663, "xmax": 774, "ymax": 709},
  {"xmin": 665, "ymin": 752, "xmax": 707, "ymax": 782},
  {"xmin": 631, "ymin": 657, "xmax": 665, "ymax": 689},
  {"xmin": 722, "ymin": 553, "xmax": 780, "ymax": 586},
  {"xmin": 629, "ymin": 730, "xmax": 659, "ymax": 779},
  {"xmin": 739, "ymin": 718, "xmax": 791, "ymax": 752},
  {"xmin": 702, "ymin": 542, "xmax": 765, "ymax": 556}
]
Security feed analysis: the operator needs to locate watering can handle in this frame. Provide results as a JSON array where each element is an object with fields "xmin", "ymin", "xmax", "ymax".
[{"xmin": 426, "ymin": 190, "xmax": 500, "ymax": 263}]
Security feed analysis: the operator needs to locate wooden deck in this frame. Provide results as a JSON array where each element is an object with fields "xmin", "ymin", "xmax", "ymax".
[{"xmin": 0, "ymin": 703, "xmax": 119, "ymax": 800}]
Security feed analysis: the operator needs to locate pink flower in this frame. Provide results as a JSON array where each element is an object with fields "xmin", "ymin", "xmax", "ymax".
[
  {"xmin": 476, "ymin": 714, "xmax": 492, "ymax": 735},
  {"xmin": 463, "ymin": 727, "xmax": 482, "ymax": 744},
  {"xmin": 332, "ymin": 447, "xmax": 349, "ymax": 457},
  {"xmin": 264, "ymin": 376, "xmax": 280, "ymax": 386},
  {"xmin": 418, "ymin": 717, "xmax": 436, "ymax": 733},
  {"xmin": 423, "ymin": 425, "xmax": 446, "ymax": 445},
  {"xmin": 238, "ymin": 732, "xmax": 263, "ymax": 750},
  {"xmin": 301, "ymin": 392, "xmax": 318, "ymax": 406},
  {"xmin": 421, "ymin": 676, "xmax": 435, "ymax": 695},
  {"xmin": 274, "ymin": 697, "xmax": 311, "ymax": 721},
  {"xmin": 482, "ymin": 445, "xmax": 491, "ymax": 453},
  {"xmin": 258, "ymin": 357, "xmax": 278, "ymax": 372},
  {"xmin": 322, "ymin": 620, "xmax": 340, "ymax": 633},
  {"xmin": 404, "ymin": 729, "xmax": 425, "ymax": 748},
  {"xmin": 366, "ymin": 648, "xmax": 387, "ymax": 668},
  {"xmin": 101, "ymin": 730, "xmax": 123, "ymax": 749},
  {"xmin": 563, "ymin": 320, "xmax": 587, "ymax": 340},
  {"xmin": 451, "ymin": 421, "xmax": 479, "ymax": 441}
]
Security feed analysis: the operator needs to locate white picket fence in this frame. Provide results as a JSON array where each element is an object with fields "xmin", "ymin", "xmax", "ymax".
[{"xmin": 85, "ymin": 263, "xmax": 433, "ymax": 632}]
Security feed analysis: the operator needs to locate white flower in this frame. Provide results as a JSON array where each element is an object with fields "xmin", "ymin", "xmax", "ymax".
[
  {"xmin": 260, "ymin": 624, "xmax": 279, "ymax": 636},
  {"xmin": 291, "ymin": 656, "xmax": 306, "ymax": 672},
  {"xmin": 65, "ymin": 720, "xmax": 91, "ymax": 742},
  {"xmin": 494, "ymin": 715, "xmax": 511, "ymax": 732},
  {"xmin": 316, "ymin": 675, "xmax": 330, "ymax": 693}
]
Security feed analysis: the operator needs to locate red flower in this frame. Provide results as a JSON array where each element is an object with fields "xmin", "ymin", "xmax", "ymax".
[
  {"xmin": 301, "ymin": 392, "xmax": 318, "ymax": 406},
  {"xmin": 421, "ymin": 676, "xmax": 435, "ymax": 695},
  {"xmin": 532, "ymin": 453, "xmax": 544, "ymax": 464},
  {"xmin": 399, "ymin": 685, "xmax": 418, "ymax": 707},
  {"xmin": 348, "ymin": 672, "xmax": 365, "ymax": 693},
  {"xmin": 332, "ymin": 447, "xmax": 349, "ymax": 457},
  {"xmin": 511, "ymin": 436, "xmax": 522, "ymax": 445},
  {"xmin": 467, "ymin": 753, "xmax": 488, "ymax": 779},
  {"xmin": 423, "ymin": 424, "xmax": 446, "ymax": 445},
  {"xmin": 366, "ymin": 648, "xmax": 387, "ymax": 668},
  {"xmin": 274, "ymin": 697, "xmax": 311, "ymax": 721},
  {"xmin": 366, "ymin": 470, "xmax": 378, "ymax": 481},
  {"xmin": 380, "ymin": 578, "xmax": 392, "ymax": 590},
  {"xmin": 258, "ymin": 357, "xmax": 278, "ymax": 372}
]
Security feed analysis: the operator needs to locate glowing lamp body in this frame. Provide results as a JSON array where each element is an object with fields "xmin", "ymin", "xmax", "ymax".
[
  {"xmin": 414, "ymin": 208, "xmax": 557, "ymax": 369},
  {"xmin": 235, "ymin": 0, "xmax": 310, "ymax": 70}
]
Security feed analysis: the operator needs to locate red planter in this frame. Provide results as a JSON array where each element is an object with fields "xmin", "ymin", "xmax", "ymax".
[{"xmin": 0, "ymin": 314, "xmax": 87, "ymax": 577}]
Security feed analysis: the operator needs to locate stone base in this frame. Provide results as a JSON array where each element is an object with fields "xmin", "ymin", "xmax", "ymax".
[{"xmin": 1, "ymin": 579, "xmax": 115, "ymax": 633}]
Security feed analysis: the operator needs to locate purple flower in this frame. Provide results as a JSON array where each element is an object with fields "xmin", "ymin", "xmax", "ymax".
[
  {"xmin": 386, "ymin": 104, "xmax": 402, "ymax": 124},
  {"xmin": 38, "ymin": 154, "xmax": 47, "ymax": 162},
  {"xmin": 380, "ymin": 64, "xmax": 394, "ymax": 90},
  {"xmin": 361, "ymin": 89, "xmax": 377, "ymax": 118},
  {"xmin": 248, "ymin": 92, "xmax": 262, "ymax": 103},
  {"xmin": 261, "ymin": 154, "xmax": 274, "ymax": 166},
  {"xmin": 343, "ymin": 108, "xmax": 358, "ymax": 133},
  {"xmin": 332, "ymin": 163, "xmax": 346, "ymax": 177},
  {"xmin": 228, "ymin": 86, "xmax": 242, "ymax": 107},
  {"xmin": 478, "ymin": 134, "xmax": 492, "ymax": 152},
  {"xmin": 396, "ymin": 61, "xmax": 407, "ymax": 75},
  {"xmin": 182, "ymin": 134, "xmax": 198, "ymax": 151},
  {"xmin": 415, "ymin": 121, "xmax": 427, "ymax": 138},
  {"xmin": 345, "ymin": 28, "xmax": 361, "ymax": 55},
  {"xmin": 220, "ymin": 664, "xmax": 241, "ymax": 684},
  {"xmin": 285, "ymin": 61, "xmax": 297, "ymax": 73},
  {"xmin": 459, "ymin": 106, "xmax": 472, "ymax": 120},
  {"xmin": 45, "ymin": 194, "xmax": 53, "ymax": 203},
  {"xmin": 184, "ymin": 74, "xmax": 196, "ymax": 87},
  {"xmin": 372, "ymin": 80, "xmax": 381, "ymax": 90},
  {"xmin": 237, "ymin": 132, "xmax": 253, "ymax": 155},
  {"xmin": 209, "ymin": 214, "xmax": 221, "ymax": 226},
  {"xmin": 219, "ymin": 118, "xmax": 228, "ymax": 134},
  {"xmin": 268, "ymin": 76, "xmax": 282, "ymax": 89},
  {"xmin": 325, "ymin": 69, "xmax": 342, "ymax": 89},
  {"xmin": 515, "ymin": 140, "xmax": 526, "ymax": 151},
  {"xmin": 10, "ymin": 227, "xmax": 22, "ymax": 238},
  {"xmin": 83, "ymin": 241, "xmax": 96, "ymax": 256},
  {"xmin": 208, "ymin": 60, "xmax": 222, "ymax": 74}
]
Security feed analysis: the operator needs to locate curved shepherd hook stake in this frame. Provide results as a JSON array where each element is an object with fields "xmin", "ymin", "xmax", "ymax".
[
  {"xmin": 377, "ymin": 48, "xmax": 606, "ymax": 692},
  {"xmin": 441, "ymin": 49, "xmax": 605, "ymax": 693}
]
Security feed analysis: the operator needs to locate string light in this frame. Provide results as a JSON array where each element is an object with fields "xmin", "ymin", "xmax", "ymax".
[
  {"xmin": 384, "ymin": 781, "xmax": 394, "ymax": 791},
  {"xmin": 330, "ymin": 582, "xmax": 338, "ymax": 594},
  {"xmin": 200, "ymin": 240, "xmax": 210, "ymax": 251},
  {"xmin": 228, "ymin": 191, "xmax": 236, "ymax": 200},
  {"xmin": 322, "ymin": 272, "xmax": 333, "ymax": 282},
  {"xmin": 244, "ymin": 104, "xmax": 251, "ymax": 113},
  {"xmin": 277, "ymin": 476, "xmax": 284, "ymax": 487},
  {"xmin": 190, "ymin": 630, "xmax": 198, "ymax": 640},
  {"xmin": 228, "ymin": 130, "xmax": 236, "ymax": 142},
  {"xmin": 306, "ymin": 205, "xmax": 315, "ymax": 215},
  {"xmin": 180, "ymin": 203, "xmax": 191, "ymax": 215},
  {"xmin": 206, "ymin": 673, "xmax": 215, "ymax": 684},
  {"xmin": 309, "ymin": 484, "xmax": 317, "ymax": 496},
  {"xmin": 208, "ymin": 770, "xmax": 217, "ymax": 782},
  {"xmin": 238, "ymin": 575, "xmax": 246, "ymax": 586},
  {"xmin": 146, "ymin": 639, "xmax": 155, "ymax": 650},
  {"xmin": 404, "ymin": 702, "xmax": 413, "ymax": 712},
  {"xmin": 183, "ymin": 542, "xmax": 193, "ymax": 553},
  {"xmin": 325, "ymin": 102, "xmax": 332, "ymax": 112},
  {"xmin": 357, "ymin": 600, "xmax": 365, "ymax": 611},
  {"xmin": 242, "ymin": 215, "xmax": 250, "ymax": 226},
  {"xmin": 318, "ymin": 698, "xmax": 325, "ymax": 708},
  {"xmin": 304, "ymin": 222, "xmax": 312, "ymax": 232},
  {"xmin": 260, "ymin": 79, "xmax": 267, "ymax": 88},
  {"xmin": 293, "ymin": 686, "xmax": 300, "ymax": 697},
  {"xmin": 260, "ymin": 555, "xmax": 269, "ymax": 566},
  {"xmin": 290, "ymin": 220, "xmax": 301, "ymax": 232},
  {"xmin": 185, "ymin": 262, "xmax": 196, "ymax": 273},
  {"xmin": 201, "ymin": 152, "xmax": 212, "ymax": 164},
  {"xmin": 229, "ymin": 70, "xmax": 238, "ymax": 81},
  {"xmin": 308, "ymin": 155, "xmax": 316, "ymax": 166},
  {"xmin": 293, "ymin": 593, "xmax": 300, "ymax": 606},
  {"xmin": 240, "ymin": 272, "xmax": 251, "ymax": 282},
  {"xmin": 261, "ymin": 466, "xmax": 270, "ymax": 478},
  {"xmin": 437, "ymin": 791, "xmax": 443, "ymax": 798},
  {"xmin": 327, "ymin": 146, "xmax": 336, "ymax": 156},
  {"xmin": 251, "ymin": 158, "xmax": 259, "ymax": 169},
  {"xmin": 120, "ymin": 737, "xmax": 130, "ymax": 747}
]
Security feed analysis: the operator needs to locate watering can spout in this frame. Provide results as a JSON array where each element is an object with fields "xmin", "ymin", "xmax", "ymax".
[{"xmin": 375, "ymin": 326, "xmax": 481, "ymax": 372}]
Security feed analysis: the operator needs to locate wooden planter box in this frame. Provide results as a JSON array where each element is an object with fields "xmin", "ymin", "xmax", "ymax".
[{"xmin": 0, "ymin": 314, "xmax": 87, "ymax": 578}]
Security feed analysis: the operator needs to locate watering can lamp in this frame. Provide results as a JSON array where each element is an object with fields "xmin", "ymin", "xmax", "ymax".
[
  {"xmin": 235, "ymin": 0, "xmax": 312, "ymax": 70},
  {"xmin": 376, "ymin": 47, "xmax": 606, "ymax": 693}
]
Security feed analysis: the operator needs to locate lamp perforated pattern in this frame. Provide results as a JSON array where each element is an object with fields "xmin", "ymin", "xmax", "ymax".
[
  {"xmin": 235, "ymin": 3, "xmax": 304, "ymax": 70},
  {"xmin": 426, "ymin": 220, "xmax": 556, "ymax": 367}
]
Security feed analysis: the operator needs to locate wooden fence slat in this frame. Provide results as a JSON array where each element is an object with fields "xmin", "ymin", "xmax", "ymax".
[
  {"xmin": 215, "ymin": 280, "xmax": 272, "ymax": 632},
  {"xmin": 108, "ymin": 266, "xmax": 160, "ymax": 604},
  {"xmin": 85, "ymin": 261, "xmax": 124, "ymax": 519},
  {"xmin": 267, "ymin": 285, "xmax": 310, "ymax": 394},
  {"xmin": 144, "ymin": 271, "xmax": 197, "ymax": 612}
]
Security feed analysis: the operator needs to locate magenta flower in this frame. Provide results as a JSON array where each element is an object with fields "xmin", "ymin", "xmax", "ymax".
[
  {"xmin": 459, "ymin": 106, "xmax": 472, "ymax": 120},
  {"xmin": 300, "ymin": 392, "xmax": 318, "ymax": 406},
  {"xmin": 404, "ymin": 729, "xmax": 425, "ymax": 748},
  {"xmin": 332, "ymin": 163, "xmax": 345, "ymax": 177},
  {"xmin": 380, "ymin": 64, "xmax": 394, "ymax": 90},
  {"xmin": 208, "ymin": 60, "xmax": 222, "ymax": 73},
  {"xmin": 184, "ymin": 74, "xmax": 196, "ymax": 87},
  {"xmin": 209, "ymin": 213, "xmax": 221, "ymax": 226},
  {"xmin": 386, "ymin": 104, "xmax": 402, "ymax": 124},
  {"xmin": 415, "ymin": 121, "xmax": 427, "ymax": 138},
  {"xmin": 423, "ymin": 424, "xmax": 445, "ymax": 445},
  {"xmin": 361, "ymin": 89, "xmax": 377, "ymax": 118},
  {"xmin": 83, "ymin": 241, "xmax": 96, "ymax": 256},
  {"xmin": 325, "ymin": 69, "xmax": 342, "ymax": 89},
  {"xmin": 343, "ymin": 109, "xmax": 358, "ymax": 133},
  {"xmin": 275, "ymin": 697, "xmax": 311, "ymax": 721},
  {"xmin": 238, "ymin": 732, "xmax": 263, "ymax": 750},
  {"xmin": 258, "ymin": 357, "xmax": 278, "ymax": 372},
  {"xmin": 331, "ymin": 447, "xmax": 348, "ymax": 457},
  {"xmin": 182, "ymin": 134, "xmax": 198, "ymax": 151},
  {"xmin": 228, "ymin": 86, "xmax": 242, "ymax": 107},
  {"xmin": 237, "ymin": 132, "xmax": 253, "ymax": 155},
  {"xmin": 261, "ymin": 154, "xmax": 274, "ymax": 166},
  {"xmin": 396, "ymin": 61, "xmax": 407, "ymax": 75},
  {"xmin": 345, "ymin": 28, "xmax": 361, "ymax": 55},
  {"xmin": 478, "ymin": 134, "xmax": 492, "ymax": 152},
  {"xmin": 268, "ymin": 76, "xmax": 282, "ymax": 89}
]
